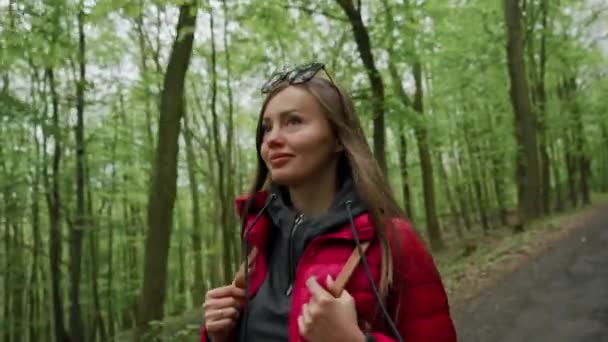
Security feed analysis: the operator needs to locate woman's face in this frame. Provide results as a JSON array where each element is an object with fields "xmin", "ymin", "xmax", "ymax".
[{"xmin": 260, "ymin": 86, "xmax": 339, "ymax": 187}]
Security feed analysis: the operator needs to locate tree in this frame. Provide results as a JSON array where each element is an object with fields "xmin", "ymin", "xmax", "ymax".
[
  {"xmin": 135, "ymin": 1, "xmax": 198, "ymax": 338},
  {"xmin": 503, "ymin": 0, "xmax": 542, "ymax": 223},
  {"xmin": 336, "ymin": 0, "xmax": 387, "ymax": 173}
]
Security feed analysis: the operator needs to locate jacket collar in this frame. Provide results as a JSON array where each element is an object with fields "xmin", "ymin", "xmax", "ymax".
[{"xmin": 235, "ymin": 190, "xmax": 376, "ymax": 249}]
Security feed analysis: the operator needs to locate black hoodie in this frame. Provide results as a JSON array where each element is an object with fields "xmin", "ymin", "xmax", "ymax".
[{"xmin": 236, "ymin": 176, "xmax": 366, "ymax": 341}]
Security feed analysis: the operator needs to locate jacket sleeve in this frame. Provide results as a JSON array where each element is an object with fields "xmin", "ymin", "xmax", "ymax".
[
  {"xmin": 200, "ymin": 326, "xmax": 209, "ymax": 342},
  {"xmin": 368, "ymin": 219, "xmax": 457, "ymax": 342}
]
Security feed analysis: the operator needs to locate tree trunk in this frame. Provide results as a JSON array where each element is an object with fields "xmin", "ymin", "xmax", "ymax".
[
  {"xmin": 135, "ymin": 2, "xmax": 197, "ymax": 338},
  {"xmin": 486, "ymin": 107, "xmax": 508, "ymax": 226},
  {"xmin": 336, "ymin": 0, "xmax": 387, "ymax": 173},
  {"xmin": 503, "ymin": 0, "xmax": 542, "ymax": 222},
  {"xmin": 529, "ymin": 0, "xmax": 551, "ymax": 214},
  {"xmin": 397, "ymin": 125, "xmax": 414, "ymax": 220},
  {"xmin": 208, "ymin": 8, "xmax": 233, "ymax": 284},
  {"xmin": 222, "ymin": 0, "xmax": 239, "ymax": 276},
  {"xmin": 601, "ymin": 122, "xmax": 608, "ymax": 192},
  {"xmin": 117, "ymin": 90, "xmax": 139, "ymax": 330},
  {"xmin": 29, "ymin": 89, "xmax": 43, "ymax": 342},
  {"xmin": 3, "ymin": 202, "xmax": 10, "ymax": 342},
  {"xmin": 412, "ymin": 62, "xmax": 444, "ymax": 250},
  {"xmin": 381, "ymin": 0, "xmax": 442, "ymax": 249},
  {"xmin": 550, "ymin": 140, "xmax": 564, "ymax": 211},
  {"xmin": 106, "ymin": 110, "xmax": 120, "ymax": 338},
  {"xmin": 437, "ymin": 153, "xmax": 463, "ymax": 238},
  {"xmin": 44, "ymin": 67, "xmax": 71, "ymax": 342},
  {"xmin": 69, "ymin": 8, "xmax": 86, "ymax": 341},
  {"xmin": 464, "ymin": 125, "xmax": 490, "ymax": 234},
  {"xmin": 85, "ymin": 171, "xmax": 106, "ymax": 342},
  {"xmin": 452, "ymin": 147, "xmax": 473, "ymax": 231},
  {"xmin": 565, "ymin": 137, "xmax": 578, "ymax": 207},
  {"xmin": 183, "ymin": 109, "xmax": 204, "ymax": 306}
]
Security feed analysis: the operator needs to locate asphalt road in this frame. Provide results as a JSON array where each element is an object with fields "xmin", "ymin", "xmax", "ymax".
[{"xmin": 454, "ymin": 206, "xmax": 608, "ymax": 342}]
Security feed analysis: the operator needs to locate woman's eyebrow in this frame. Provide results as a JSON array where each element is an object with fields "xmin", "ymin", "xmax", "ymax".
[{"xmin": 264, "ymin": 109, "xmax": 299, "ymax": 120}]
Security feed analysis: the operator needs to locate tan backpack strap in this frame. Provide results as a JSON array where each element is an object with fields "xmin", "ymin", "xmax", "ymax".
[
  {"xmin": 235, "ymin": 241, "xmax": 371, "ymax": 295},
  {"xmin": 232, "ymin": 247, "xmax": 258, "ymax": 288},
  {"xmin": 328, "ymin": 241, "xmax": 371, "ymax": 297}
]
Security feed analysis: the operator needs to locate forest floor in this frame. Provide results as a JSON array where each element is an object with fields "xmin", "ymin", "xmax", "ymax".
[{"xmin": 447, "ymin": 194, "xmax": 608, "ymax": 341}]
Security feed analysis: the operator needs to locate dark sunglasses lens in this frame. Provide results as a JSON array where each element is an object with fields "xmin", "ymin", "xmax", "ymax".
[
  {"xmin": 261, "ymin": 72, "xmax": 287, "ymax": 93},
  {"xmin": 292, "ymin": 69, "xmax": 317, "ymax": 84},
  {"xmin": 292, "ymin": 63, "xmax": 324, "ymax": 84}
]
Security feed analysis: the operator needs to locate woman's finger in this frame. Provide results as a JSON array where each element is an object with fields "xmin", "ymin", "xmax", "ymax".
[
  {"xmin": 206, "ymin": 318, "xmax": 235, "ymax": 332},
  {"xmin": 203, "ymin": 295, "xmax": 242, "ymax": 311},
  {"xmin": 206, "ymin": 306, "xmax": 240, "ymax": 322},
  {"xmin": 302, "ymin": 303, "xmax": 313, "ymax": 326},
  {"xmin": 206, "ymin": 285, "xmax": 246, "ymax": 300}
]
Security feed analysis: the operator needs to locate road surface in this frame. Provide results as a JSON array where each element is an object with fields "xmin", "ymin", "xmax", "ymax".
[{"xmin": 454, "ymin": 206, "xmax": 608, "ymax": 342}]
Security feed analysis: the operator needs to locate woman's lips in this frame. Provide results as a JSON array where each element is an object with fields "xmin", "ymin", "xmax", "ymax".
[{"xmin": 270, "ymin": 154, "xmax": 292, "ymax": 167}]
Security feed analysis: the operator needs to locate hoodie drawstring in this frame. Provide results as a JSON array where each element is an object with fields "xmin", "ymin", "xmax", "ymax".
[
  {"xmin": 240, "ymin": 193, "xmax": 277, "ymax": 342},
  {"xmin": 345, "ymin": 200, "xmax": 403, "ymax": 342}
]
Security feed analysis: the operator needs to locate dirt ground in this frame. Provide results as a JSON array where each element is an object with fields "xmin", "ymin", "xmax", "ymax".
[{"xmin": 451, "ymin": 203, "xmax": 608, "ymax": 341}]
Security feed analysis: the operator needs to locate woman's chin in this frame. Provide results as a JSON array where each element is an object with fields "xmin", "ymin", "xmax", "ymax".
[{"xmin": 270, "ymin": 171, "xmax": 303, "ymax": 187}]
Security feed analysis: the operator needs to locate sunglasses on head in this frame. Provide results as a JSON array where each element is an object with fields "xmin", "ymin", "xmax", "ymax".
[{"xmin": 260, "ymin": 62, "xmax": 336, "ymax": 94}]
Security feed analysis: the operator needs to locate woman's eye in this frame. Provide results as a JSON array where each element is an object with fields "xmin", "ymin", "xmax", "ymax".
[
  {"xmin": 287, "ymin": 116, "xmax": 302, "ymax": 125},
  {"xmin": 261, "ymin": 123, "xmax": 271, "ymax": 133}
]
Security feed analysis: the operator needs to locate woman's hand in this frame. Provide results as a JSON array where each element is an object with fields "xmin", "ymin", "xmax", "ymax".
[
  {"xmin": 298, "ymin": 275, "xmax": 366, "ymax": 342},
  {"xmin": 202, "ymin": 285, "xmax": 245, "ymax": 342}
]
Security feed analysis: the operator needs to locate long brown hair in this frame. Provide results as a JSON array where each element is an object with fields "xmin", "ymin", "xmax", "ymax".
[{"xmin": 241, "ymin": 76, "xmax": 406, "ymax": 296}]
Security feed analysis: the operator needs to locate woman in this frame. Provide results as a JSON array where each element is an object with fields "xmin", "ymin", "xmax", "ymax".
[{"xmin": 201, "ymin": 63, "xmax": 457, "ymax": 342}]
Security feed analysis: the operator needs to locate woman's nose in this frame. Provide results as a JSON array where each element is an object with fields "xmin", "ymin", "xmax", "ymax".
[{"xmin": 265, "ymin": 127, "xmax": 284, "ymax": 146}]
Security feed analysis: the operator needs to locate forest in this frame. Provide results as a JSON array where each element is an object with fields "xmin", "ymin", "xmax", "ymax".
[{"xmin": 0, "ymin": 0, "xmax": 607, "ymax": 340}]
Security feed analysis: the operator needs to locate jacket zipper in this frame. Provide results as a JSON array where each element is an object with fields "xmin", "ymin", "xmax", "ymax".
[{"xmin": 286, "ymin": 214, "xmax": 304, "ymax": 296}]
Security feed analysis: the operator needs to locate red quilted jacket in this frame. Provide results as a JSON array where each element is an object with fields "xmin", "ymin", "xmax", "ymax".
[{"xmin": 201, "ymin": 191, "xmax": 457, "ymax": 341}]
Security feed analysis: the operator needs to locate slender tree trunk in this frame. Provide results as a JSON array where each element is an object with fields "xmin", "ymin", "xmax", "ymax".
[
  {"xmin": 222, "ymin": 0, "xmax": 239, "ymax": 274},
  {"xmin": 486, "ymin": 108, "xmax": 508, "ymax": 226},
  {"xmin": 601, "ymin": 122, "xmax": 608, "ymax": 192},
  {"xmin": 1, "ymin": 144, "xmax": 12, "ymax": 342},
  {"xmin": 117, "ymin": 90, "xmax": 139, "ymax": 330},
  {"xmin": 503, "ymin": 0, "xmax": 542, "ymax": 222},
  {"xmin": 10, "ymin": 218, "xmax": 25, "ymax": 342},
  {"xmin": 453, "ymin": 148, "xmax": 473, "ymax": 231},
  {"xmin": 412, "ymin": 62, "xmax": 444, "ymax": 250},
  {"xmin": 29, "ymin": 87, "xmax": 43, "ymax": 342},
  {"xmin": 565, "ymin": 137, "xmax": 578, "ymax": 207},
  {"xmin": 86, "ymin": 175, "xmax": 106, "ymax": 342},
  {"xmin": 336, "ymin": 0, "xmax": 387, "ymax": 173},
  {"xmin": 136, "ymin": 2, "xmax": 197, "ymax": 338},
  {"xmin": 530, "ymin": 0, "xmax": 552, "ymax": 215},
  {"xmin": 550, "ymin": 140, "xmax": 564, "ymax": 211},
  {"xmin": 106, "ymin": 110, "xmax": 119, "ymax": 338},
  {"xmin": 437, "ymin": 154, "xmax": 463, "ymax": 238},
  {"xmin": 183, "ymin": 110, "xmax": 204, "ymax": 306},
  {"xmin": 566, "ymin": 79, "xmax": 591, "ymax": 205},
  {"xmin": 44, "ymin": 67, "xmax": 70, "ymax": 342},
  {"xmin": 382, "ymin": 0, "xmax": 442, "ymax": 248},
  {"xmin": 69, "ymin": 8, "xmax": 87, "ymax": 341},
  {"xmin": 208, "ymin": 8, "xmax": 232, "ymax": 284},
  {"xmin": 463, "ymin": 120, "xmax": 490, "ymax": 233},
  {"xmin": 397, "ymin": 124, "xmax": 414, "ymax": 219}
]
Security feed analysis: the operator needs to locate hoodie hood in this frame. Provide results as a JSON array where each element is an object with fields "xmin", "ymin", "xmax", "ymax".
[
  {"xmin": 266, "ymin": 174, "xmax": 367, "ymax": 263},
  {"xmin": 267, "ymin": 177, "xmax": 366, "ymax": 241}
]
